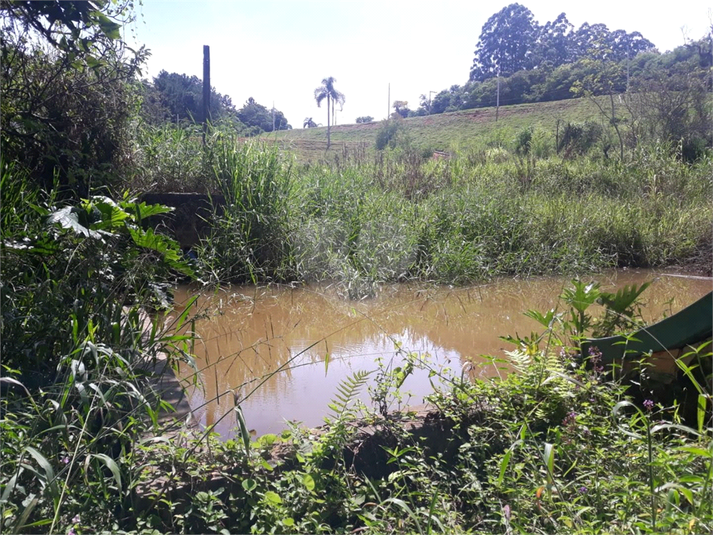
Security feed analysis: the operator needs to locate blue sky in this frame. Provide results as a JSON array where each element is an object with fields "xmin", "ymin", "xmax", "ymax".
[{"xmin": 127, "ymin": 0, "xmax": 713, "ymax": 128}]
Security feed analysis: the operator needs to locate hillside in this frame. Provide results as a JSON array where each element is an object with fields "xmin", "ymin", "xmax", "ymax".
[{"xmin": 261, "ymin": 97, "xmax": 608, "ymax": 162}]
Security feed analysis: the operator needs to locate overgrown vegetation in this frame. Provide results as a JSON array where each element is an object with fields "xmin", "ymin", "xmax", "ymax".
[
  {"xmin": 172, "ymin": 133, "xmax": 712, "ymax": 290},
  {"xmin": 4, "ymin": 273, "xmax": 710, "ymax": 534},
  {"xmin": 1, "ymin": 1, "xmax": 711, "ymax": 533}
]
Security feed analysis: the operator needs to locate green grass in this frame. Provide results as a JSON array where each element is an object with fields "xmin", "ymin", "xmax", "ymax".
[{"xmin": 262, "ymin": 97, "xmax": 606, "ymax": 162}]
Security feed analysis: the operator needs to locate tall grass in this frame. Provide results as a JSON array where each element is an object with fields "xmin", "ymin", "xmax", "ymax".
[
  {"xmin": 188, "ymin": 135, "xmax": 712, "ymax": 291},
  {"xmin": 199, "ymin": 137, "xmax": 296, "ymax": 283}
]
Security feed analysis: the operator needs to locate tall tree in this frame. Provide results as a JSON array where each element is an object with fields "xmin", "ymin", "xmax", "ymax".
[
  {"xmin": 572, "ymin": 23, "xmax": 611, "ymax": 60},
  {"xmin": 237, "ymin": 97, "xmax": 290, "ymax": 134},
  {"xmin": 533, "ymin": 13, "xmax": 575, "ymax": 67},
  {"xmin": 314, "ymin": 76, "xmax": 345, "ymax": 148},
  {"xmin": 470, "ymin": 3, "xmax": 539, "ymax": 81},
  {"xmin": 152, "ymin": 70, "xmax": 248, "ymax": 127},
  {"xmin": 608, "ymin": 30, "xmax": 655, "ymax": 63}
]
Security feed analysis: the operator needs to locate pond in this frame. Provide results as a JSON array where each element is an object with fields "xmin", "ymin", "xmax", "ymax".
[{"xmin": 173, "ymin": 270, "xmax": 711, "ymax": 439}]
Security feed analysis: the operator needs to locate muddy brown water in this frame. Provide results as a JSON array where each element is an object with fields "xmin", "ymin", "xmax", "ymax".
[{"xmin": 172, "ymin": 270, "xmax": 711, "ymax": 439}]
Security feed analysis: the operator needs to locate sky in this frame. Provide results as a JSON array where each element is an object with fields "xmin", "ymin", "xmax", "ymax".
[{"xmin": 127, "ymin": 0, "xmax": 713, "ymax": 128}]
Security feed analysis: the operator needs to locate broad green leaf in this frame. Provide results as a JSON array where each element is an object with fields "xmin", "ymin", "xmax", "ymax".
[
  {"xmin": 129, "ymin": 227, "xmax": 193, "ymax": 277},
  {"xmin": 24, "ymin": 446, "xmax": 54, "ymax": 484},
  {"xmin": 121, "ymin": 200, "xmax": 173, "ymax": 222},
  {"xmin": 48, "ymin": 206, "xmax": 101, "ymax": 239},
  {"xmin": 498, "ymin": 449, "xmax": 513, "ymax": 486},
  {"xmin": 303, "ymin": 473, "xmax": 315, "ymax": 492},
  {"xmin": 651, "ymin": 423, "xmax": 700, "ymax": 437},
  {"xmin": 91, "ymin": 453, "xmax": 122, "ymax": 492},
  {"xmin": 542, "ymin": 443, "xmax": 555, "ymax": 480},
  {"xmin": 91, "ymin": 11, "xmax": 121, "ymax": 39},
  {"xmin": 676, "ymin": 446, "xmax": 712, "ymax": 458},
  {"xmin": 264, "ymin": 491, "xmax": 282, "ymax": 505},
  {"xmin": 598, "ymin": 282, "xmax": 651, "ymax": 314},
  {"xmin": 174, "ymin": 295, "xmax": 199, "ymax": 332}
]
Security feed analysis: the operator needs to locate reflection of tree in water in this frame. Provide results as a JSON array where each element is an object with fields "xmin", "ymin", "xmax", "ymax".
[{"xmin": 175, "ymin": 272, "xmax": 710, "ymax": 438}]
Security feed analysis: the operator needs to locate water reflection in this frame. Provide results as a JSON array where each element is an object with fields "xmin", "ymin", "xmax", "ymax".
[{"xmin": 173, "ymin": 270, "xmax": 711, "ymax": 439}]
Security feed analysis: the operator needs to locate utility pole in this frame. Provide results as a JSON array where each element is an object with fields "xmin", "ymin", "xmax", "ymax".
[
  {"xmin": 272, "ymin": 101, "xmax": 275, "ymax": 132},
  {"xmin": 495, "ymin": 67, "xmax": 500, "ymax": 122},
  {"xmin": 202, "ymin": 45, "xmax": 210, "ymax": 144},
  {"xmin": 428, "ymin": 90, "xmax": 436, "ymax": 114},
  {"xmin": 626, "ymin": 42, "xmax": 630, "ymax": 93},
  {"xmin": 387, "ymin": 83, "xmax": 390, "ymax": 119}
]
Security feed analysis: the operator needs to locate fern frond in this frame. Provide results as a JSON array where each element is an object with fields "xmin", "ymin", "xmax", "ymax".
[
  {"xmin": 326, "ymin": 369, "xmax": 372, "ymax": 422},
  {"xmin": 505, "ymin": 349, "xmax": 533, "ymax": 374}
]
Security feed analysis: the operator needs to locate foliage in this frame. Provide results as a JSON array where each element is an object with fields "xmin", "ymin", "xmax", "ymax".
[
  {"xmin": 557, "ymin": 121, "xmax": 604, "ymax": 157},
  {"xmin": 392, "ymin": 100, "xmax": 411, "ymax": 119},
  {"xmin": 470, "ymin": 3, "xmax": 655, "ymax": 82},
  {"xmin": 147, "ymin": 70, "xmax": 251, "ymax": 131},
  {"xmin": 46, "ymin": 309, "xmax": 708, "ymax": 534},
  {"xmin": 237, "ymin": 97, "xmax": 291, "ymax": 134},
  {"xmin": 1, "ymin": 162, "xmax": 192, "ymax": 382},
  {"xmin": 0, "ymin": 161, "xmax": 198, "ymax": 533},
  {"xmin": 0, "ymin": 0, "xmax": 129, "ymax": 59},
  {"xmin": 198, "ymin": 137, "xmax": 295, "ymax": 283},
  {"xmin": 375, "ymin": 118, "xmax": 405, "ymax": 150},
  {"xmin": 629, "ymin": 66, "xmax": 713, "ymax": 162},
  {"xmin": 197, "ymin": 137, "xmax": 712, "ymax": 287},
  {"xmin": 356, "ymin": 116, "xmax": 374, "ymax": 124},
  {"xmin": 129, "ymin": 122, "xmax": 209, "ymax": 193},
  {"xmin": 1, "ymin": 2, "xmax": 147, "ymax": 196},
  {"xmin": 471, "ymin": 3, "xmax": 540, "ymax": 81}
]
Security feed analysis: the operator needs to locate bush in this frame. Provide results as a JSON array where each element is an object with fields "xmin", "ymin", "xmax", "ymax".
[
  {"xmin": 375, "ymin": 118, "xmax": 403, "ymax": 150},
  {"xmin": 557, "ymin": 121, "xmax": 604, "ymax": 157},
  {"xmin": 1, "ymin": 26, "xmax": 146, "ymax": 196}
]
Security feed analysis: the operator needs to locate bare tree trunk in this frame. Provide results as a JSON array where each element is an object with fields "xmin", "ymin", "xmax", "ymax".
[
  {"xmin": 610, "ymin": 94, "xmax": 624, "ymax": 161},
  {"xmin": 327, "ymin": 94, "xmax": 331, "ymax": 149}
]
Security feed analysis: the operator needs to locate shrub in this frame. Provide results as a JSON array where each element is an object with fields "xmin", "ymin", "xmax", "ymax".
[
  {"xmin": 557, "ymin": 121, "xmax": 604, "ymax": 157},
  {"xmin": 375, "ymin": 118, "xmax": 403, "ymax": 150}
]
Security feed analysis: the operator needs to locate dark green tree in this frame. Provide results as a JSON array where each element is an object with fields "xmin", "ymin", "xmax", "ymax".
[
  {"xmin": 237, "ymin": 97, "xmax": 290, "ymax": 134},
  {"xmin": 608, "ymin": 30, "xmax": 655, "ymax": 62},
  {"xmin": 571, "ymin": 23, "xmax": 612, "ymax": 60},
  {"xmin": 470, "ymin": 3, "xmax": 539, "ymax": 81},
  {"xmin": 314, "ymin": 76, "xmax": 345, "ymax": 148},
  {"xmin": 151, "ymin": 70, "xmax": 245, "ymax": 127},
  {"xmin": 392, "ymin": 100, "xmax": 411, "ymax": 118},
  {"xmin": 1, "ymin": 0, "xmax": 145, "ymax": 195},
  {"xmin": 533, "ymin": 13, "xmax": 574, "ymax": 67}
]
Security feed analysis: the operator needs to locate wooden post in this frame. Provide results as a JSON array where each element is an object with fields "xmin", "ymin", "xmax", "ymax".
[
  {"xmin": 387, "ymin": 83, "xmax": 390, "ymax": 120},
  {"xmin": 202, "ymin": 45, "xmax": 210, "ymax": 144},
  {"xmin": 496, "ymin": 69, "xmax": 500, "ymax": 123}
]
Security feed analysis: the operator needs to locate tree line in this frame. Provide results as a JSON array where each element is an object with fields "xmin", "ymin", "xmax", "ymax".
[
  {"xmin": 142, "ymin": 71, "xmax": 291, "ymax": 135},
  {"xmin": 396, "ymin": 4, "xmax": 712, "ymax": 119}
]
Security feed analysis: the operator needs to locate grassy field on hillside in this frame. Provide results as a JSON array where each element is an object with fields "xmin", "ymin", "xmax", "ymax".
[{"xmin": 262, "ymin": 98, "xmax": 606, "ymax": 162}]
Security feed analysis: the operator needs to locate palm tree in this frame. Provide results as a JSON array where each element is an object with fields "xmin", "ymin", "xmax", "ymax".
[{"xmin": 314, "ymin": 76, "xmax": 345, "ymax": 149}]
